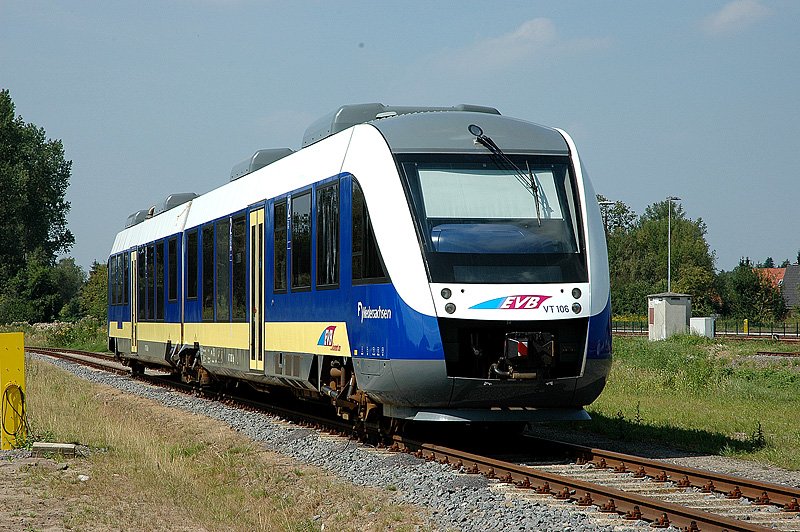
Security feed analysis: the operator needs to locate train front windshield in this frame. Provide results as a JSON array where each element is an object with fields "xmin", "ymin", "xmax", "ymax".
[{"xmin": 398, "ymin": 155, "xmax": 588, "ymax": 284}]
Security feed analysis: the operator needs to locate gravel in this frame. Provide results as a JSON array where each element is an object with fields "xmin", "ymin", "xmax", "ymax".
[{"xmin": 18, "ymin": 355, "xmax": 682, "ymax": 531}]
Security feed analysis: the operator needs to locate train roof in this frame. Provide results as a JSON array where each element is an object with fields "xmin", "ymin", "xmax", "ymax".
[
  {"xmin": 301, "ymin": 103, "xmax": 500, "ymax": 148},
  {"xmin": 111, "ymin": 104, "xmax": 571, "ymax": 255},
  {"xmin": 302, "ymin": 103, "xmax": 569, "ymax": 155},
  {"xmin": 372, "ymin": 111, "xmax": 569, "ymax": 155},
  {"xmin": 230, "ymin": 148, "xmax": 294, "ymax": 181},
  {"xmin": 112, "ymin": 198, "xmax": 192, "ymax": 254}
]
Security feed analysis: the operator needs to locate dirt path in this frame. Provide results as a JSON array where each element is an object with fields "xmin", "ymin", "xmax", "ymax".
[{"xmin": 0, "ymin": 452, "xmax": 94, "ymax": 531}]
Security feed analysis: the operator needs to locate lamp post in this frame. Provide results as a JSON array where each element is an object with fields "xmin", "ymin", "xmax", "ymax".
[
  {"xmin": 666, "ymin": 195, "xmax": 681, "ymax": 293},
  {"xmin": 598, "ymin": 200, "xmax": 614, "ymax": 234}
]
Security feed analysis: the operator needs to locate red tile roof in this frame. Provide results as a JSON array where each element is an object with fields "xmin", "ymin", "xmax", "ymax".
[{"xmin": 757, "ymin": 267, "xmax": 786, "ymax": 288}]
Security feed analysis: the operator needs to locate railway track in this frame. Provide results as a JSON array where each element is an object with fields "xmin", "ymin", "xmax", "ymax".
[
  {"xmin": 26, "ymin": 347, "xmax": 130, "ymax": 374},
  {"xmin": 613, "ymin": 331, "xmax": 800, "ymax": 344},
  {"xmin": 754, "ymin": 351, "xmax": 800, "ymax": 358},
  {"xmin": 392, "ymin": 436, "xmax": 800, "ymax": 531},
  {"xmin": 523, "ymin": 437, "xmax": 800, "ymax": 509},
  {"xmin": 30, "ymin": 347, "xmax": 800, "ymax": 531}
]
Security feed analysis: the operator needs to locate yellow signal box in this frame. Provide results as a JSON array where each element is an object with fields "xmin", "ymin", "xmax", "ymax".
[{"xmin": 1, "ymin": 332, "xmax": 26, "ymax": 449}]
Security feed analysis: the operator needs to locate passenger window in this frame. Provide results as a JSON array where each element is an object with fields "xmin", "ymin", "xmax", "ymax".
[
  {"xmin": 155, "ymin": 241, "xmax": 164, "ymax": 320},
  {"xmin": 186, "ymin": 230, "xmax": 198, "ymax": 300},
  {"xmin": 202, "ymin": 224, "xmax": 214, "ymax": 321},
  {"xmin": 316, "ymin": 182, "xmax": 339, "ymax": 288},
  {"xmin": 109, "ymin": 257, "xmax": 116, "ymax": 306},
  {"xmin": 138, "ymin": 248, "xmax": 146, "ymax": 320},
  {"xmin": 124, "ymin": 253, "xmax": 129, "ymax": 305},
  {"xmin": 216, "ymin": 218, "xmax": 230, "ymax": 321},
  {"xmin": 231, "ymin": 214, "xmax": 246, "ymax": 321},
  {"xmin": 146, "ymin": 244, "xmax": 155, "ymax": 321},
  {"xmin": 291, "ymin": 192, "xmax": 312, "ymax": 290},
  {"xmin": 168, "ymin": 237, "xmax": 177, "ymax": 302},
  {"xmin": 352, "ymin": 180, "xmax": 387, "ymax": 283},
  {"xmin": 115, "ymin": 255, "xmax": 122, "ymax": 305},
  {"xmin": 274, "ymin": 201, "xmax": 287, "ymax": 292}
]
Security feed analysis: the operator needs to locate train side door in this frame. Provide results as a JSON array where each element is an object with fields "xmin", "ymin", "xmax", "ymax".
[
  {"xmin": 130, "ymin": 250, "xmax": 138, "ymax": 353},
  {"xmin": 249, "ymin": 208, "xmax": 265, "ymax": 371}
]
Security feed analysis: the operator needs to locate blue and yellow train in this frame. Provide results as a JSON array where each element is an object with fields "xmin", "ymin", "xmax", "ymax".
[{"xmin": 108, "ymin": 103, "xmax": 611, "ymax": 425}]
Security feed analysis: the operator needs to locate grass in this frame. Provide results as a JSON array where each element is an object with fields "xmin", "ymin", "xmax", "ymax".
[
  {"xmin": 575, "ymin": 335, "xmax": 800, "ymax": 470},
  {"xmin": 21, "ymin": 358, "xmax": 428, "ymax": 531}
]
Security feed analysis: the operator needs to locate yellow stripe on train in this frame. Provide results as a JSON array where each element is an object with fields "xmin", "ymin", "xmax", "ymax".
[
  {"xmin": 184, "ymin": 322, "xmax": 249, "ymax": 350},
  {"xmin": 265, "ymin": 322, "xmax": 351, "ymax": 357},
  {"xmin": 108, "ymin": 321, "xmax": 132, "ymax": 338},
  {"xmin": 110, "ymin": 320, "xmax": 351, "ymax": 356}
]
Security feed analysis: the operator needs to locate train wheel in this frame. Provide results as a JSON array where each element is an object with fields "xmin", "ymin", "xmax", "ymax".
[{"xmin": 130, "ymin": 361, "xmax": 144, "ymax": 377}]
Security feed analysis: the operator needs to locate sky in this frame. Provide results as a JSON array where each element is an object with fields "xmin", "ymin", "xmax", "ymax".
[{"xmin": 2, "ymin": 0, "xmax": 799, "ymax": 273}]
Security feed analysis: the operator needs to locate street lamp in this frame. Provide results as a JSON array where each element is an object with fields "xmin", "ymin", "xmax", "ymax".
[
  {"xmin": 598, "ymin": 200, "xmax": 614, "ymax": 234},
  {"xmin": 666, "ymin": 195, "xmax": 681, "ymax": 292}
]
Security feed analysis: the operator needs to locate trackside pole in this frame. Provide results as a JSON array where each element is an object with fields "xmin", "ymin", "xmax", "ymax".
[{"xmin": 1, "ymin": 332, "xmax": 26, "ymax": 449}]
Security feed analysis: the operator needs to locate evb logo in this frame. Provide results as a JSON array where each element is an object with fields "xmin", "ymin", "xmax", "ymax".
[{"xmin": 470, "ymin": 295, "xmax": 551, "ymax": 310}]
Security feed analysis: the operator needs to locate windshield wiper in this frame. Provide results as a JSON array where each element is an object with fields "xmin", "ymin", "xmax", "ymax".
[
  {"xmin": 525, "ymin": 159, "xmax": 542, "ymax": 226},
  {"xmin": 469, "ymin": 124, "xmax": 541, "ymax": 226}
]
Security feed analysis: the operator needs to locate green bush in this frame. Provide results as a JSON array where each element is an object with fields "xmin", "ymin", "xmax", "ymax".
[{"xmin": 0, "ymin": 318, "xmax": 107, "ymax": 352}]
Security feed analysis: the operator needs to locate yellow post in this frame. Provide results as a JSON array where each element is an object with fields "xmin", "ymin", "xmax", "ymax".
[
  {"xmin": 743, "ymin": 319, "xmax": 749, "ymax": 335},
  {"xmin": 1, "ymin": 332, "xmax": 26, "ymax": 449}
]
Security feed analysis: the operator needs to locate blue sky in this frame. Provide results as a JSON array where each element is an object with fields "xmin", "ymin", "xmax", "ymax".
[{"xmin": 2, "ymin": 0, "xmax": 798, "ymax": 272}]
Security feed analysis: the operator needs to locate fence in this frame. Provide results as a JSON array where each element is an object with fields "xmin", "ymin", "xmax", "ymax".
[
  {"xmin": 611, "ymin": 320, "xmax": 648, "ymax": 334},
  {"xmin": 611, "ymin": 319, "xmax": 800, "ymax": 339}
]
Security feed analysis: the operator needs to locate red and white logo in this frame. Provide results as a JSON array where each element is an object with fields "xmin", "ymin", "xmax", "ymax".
[
  {"xmin": 317, "ymin": 326, "xmax": 339, "ymax": 350},
  {"xmin": 471, "ymin": 295, "xmax": 552, "ymax": 310},
  {"xmin": 499, "ymin": 295, "xmax": 549, "ymax": 309}
]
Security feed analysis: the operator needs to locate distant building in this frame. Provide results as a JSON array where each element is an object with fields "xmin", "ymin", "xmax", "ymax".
[
  {"xmin": 783, "ymin": 265, "xmax": 800, "ymax": 309},
  {"xmin": 759, "ymin": 268, "xmax": 786, "ymax": 288},
  {"xmin": 756, "ymin": 265, "xmax": 800, "ymax": 310}
]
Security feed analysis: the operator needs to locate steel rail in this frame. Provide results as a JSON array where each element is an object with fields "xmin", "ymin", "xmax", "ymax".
[
  {"xmin": 613, "ymin": 330, "xmax": 800, "ymax": 343},
  {"xmin": 754, "ymin": 351, "xmax": 800, "ymax": 357},
  {"xmin": 526, "ymin": 436, "xmax": 800, "ymax": 511},
  {"xmin": 27, "ymin": 347, "xmax": 128, "ymax": 374},
  {"xmin": 395, "ymin": 436, "xmax": 776, "ymax": 532}
]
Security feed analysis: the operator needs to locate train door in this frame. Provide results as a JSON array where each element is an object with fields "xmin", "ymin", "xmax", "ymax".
[
  {"xmin": 130, "ymin": 250, "xmax": 138, "ymax": 353},
  {"xmin": 249, "ymin": 208, "xmax": 265, "ymax": 371}
]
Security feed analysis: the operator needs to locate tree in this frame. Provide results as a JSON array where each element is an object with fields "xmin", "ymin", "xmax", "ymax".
[
  {"xmin": 0, "ymin": 249, "xmax": 61, "ymax": 322},
  {"xmin": 79, "ymin": 261, "xmax": 108, "ymax": 321},
  {"xmin": 780, "ymin": 259, "xmax": 790, "ymax": 268},
  {"xmin": 55, "ymin": 258, "xmax": 87, "ymax": 321},
  {"xmin": 0, "ymin": 89, "xmax": 73, "ymax": 284},
  {"xmin": 716, "ymin": 261, "xmax": 786, "ymax": 322},
  {"xmin": 602, "ymin": 199, "xmax": 717, "ymax": 316},
  {"xmin": 596, "ymin": 194, "xmax": 636, "ymax": 235},
  {"xmin": 762, "ymin": 257, "xmax": 775, "ymax": 268},
  {"xmin": 0, "ymin": 89, "xmax": 74, "ymax": 322}
]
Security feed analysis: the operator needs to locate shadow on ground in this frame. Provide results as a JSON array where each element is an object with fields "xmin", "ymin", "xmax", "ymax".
[{"xmin": 538, "ymin": 412, "xmax": 766, "ymax": 460}]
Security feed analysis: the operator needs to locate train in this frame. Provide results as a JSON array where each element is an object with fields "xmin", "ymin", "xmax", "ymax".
[{"xmin": 107, "ymin": 103, "xmax": 612, "ymax": 427}]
